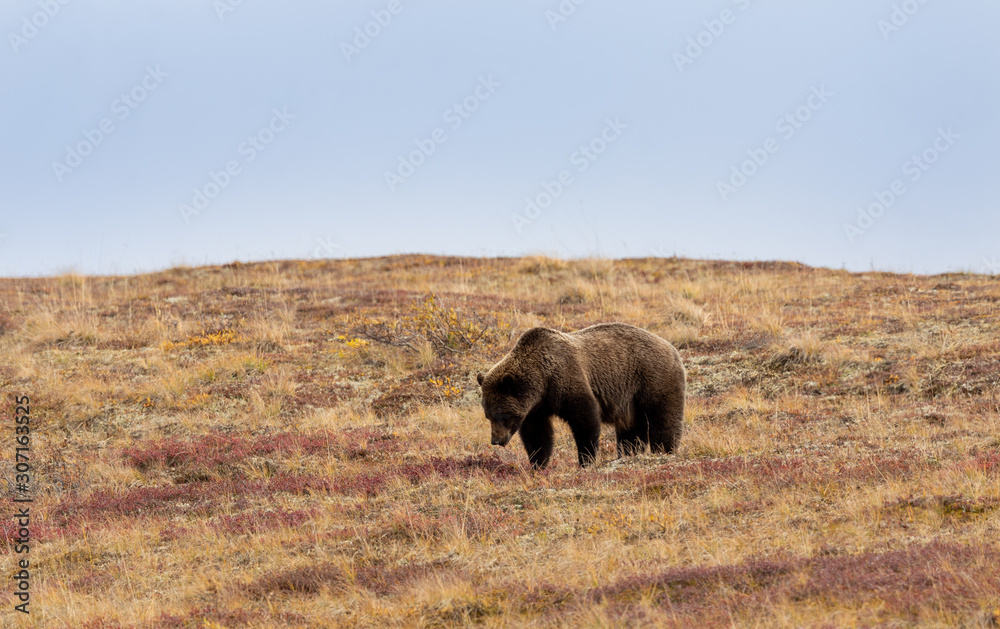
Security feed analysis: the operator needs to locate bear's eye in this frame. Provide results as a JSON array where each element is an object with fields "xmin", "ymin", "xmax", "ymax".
[{"xmin": 500, "ymin": 374, "xmax": 517, "ymax": 392}]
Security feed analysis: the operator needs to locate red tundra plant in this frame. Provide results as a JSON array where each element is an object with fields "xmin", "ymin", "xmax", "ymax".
[{"xmin": 210, "ymin": 508, "xmax": 315, "ymax": 536}]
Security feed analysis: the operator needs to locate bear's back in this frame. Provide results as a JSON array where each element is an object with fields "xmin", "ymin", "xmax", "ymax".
[
  {"xmin": 568, "ymin": 323, "xmax": 683, "ymax": 401},
  {"xmin": 514, "ymin": 323, "xmax": 681, "ymax": 379},
  {"xmin": 570, "ymin": 323, "xmax": 676, "ymax": 359}
]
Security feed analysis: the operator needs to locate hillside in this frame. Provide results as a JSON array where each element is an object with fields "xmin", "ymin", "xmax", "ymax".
[{"xmin": 1, "ymin": 255, "xmax": 998, "ymax": 627}]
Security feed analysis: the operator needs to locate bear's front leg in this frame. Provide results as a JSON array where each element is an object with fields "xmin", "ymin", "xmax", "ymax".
[
  {"xmin": 561, "ymin": 396, "xmax": 602, "ymax": 467},
  {"xmin": 571, "ymin": 423, "xmax": 601, "ymax": 467},
  {"xmin": 518, "ymin": 412, "xmax": 554, "ymax": 469}
]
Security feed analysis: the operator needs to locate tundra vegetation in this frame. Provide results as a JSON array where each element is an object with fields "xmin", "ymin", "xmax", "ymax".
[{"xmin": 0, "ymin": 255, "xmax": 997, "ymax": 627}]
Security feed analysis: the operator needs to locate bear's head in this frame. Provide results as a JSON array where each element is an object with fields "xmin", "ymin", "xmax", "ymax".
[{"xmin": 476, "ymin": 367, "xmax": 543, "ymax": 447}]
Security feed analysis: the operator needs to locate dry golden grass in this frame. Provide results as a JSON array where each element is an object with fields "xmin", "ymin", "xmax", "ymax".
[{"xmin": 0, "ymin": 255, "xmax": 998, "ymax": 627}]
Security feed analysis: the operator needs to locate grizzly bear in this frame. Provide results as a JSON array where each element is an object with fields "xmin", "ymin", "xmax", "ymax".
[{"xmin": 476, "ymin": 323, "xmax": 685, "ymax": 468}]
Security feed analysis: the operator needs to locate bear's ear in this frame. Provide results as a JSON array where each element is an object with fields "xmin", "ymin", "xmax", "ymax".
[
  {"xmin": 500, "ymin": 373, "xmax": 516, "ymax": 391},
  {"xmin": 476, "ymin": 372, "xmax": 485, "ymax": 387}
]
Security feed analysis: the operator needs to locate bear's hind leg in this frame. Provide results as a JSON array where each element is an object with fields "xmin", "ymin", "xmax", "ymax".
[
  {"xmin": 635, "ymin": 403, "xmax": 684, "ymax": 454},
  {"xmin": 518, "ymin": 413, "xmax": 554, "ymax": 469},
  {"xmin": 619, "ymin": 402, "xmax": 651, "ymax": 457},
  {"xmin": 644, "ymin": 405, "xmax": 681, "ymax": 454},
  {"xmin": 649, "ymin": 430, "xmax": 674, "ymax": 454},
  {"xmin": 615, "ymin": 424, "xmax": 645, "ymax": 457}
]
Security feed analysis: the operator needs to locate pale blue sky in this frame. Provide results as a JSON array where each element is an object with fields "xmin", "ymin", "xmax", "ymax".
[{"xmin": 1, "ymin": 0, "xmax": 998, "ymax": 276}]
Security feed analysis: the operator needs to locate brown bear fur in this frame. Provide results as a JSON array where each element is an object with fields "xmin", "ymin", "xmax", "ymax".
[{"xmin": 476, "ymin": 323, "xmax": 685, "ymax": 468}]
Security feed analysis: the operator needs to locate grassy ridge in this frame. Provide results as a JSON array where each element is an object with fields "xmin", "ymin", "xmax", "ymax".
[{"xmin": 0, "ymin": 255, "xmax": 998, "ymax": 627}]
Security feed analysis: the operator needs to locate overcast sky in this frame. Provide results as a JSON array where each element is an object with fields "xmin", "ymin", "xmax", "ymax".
[{"xmin": 1, "ymin": 0, "xmax": 998, "ymax": 277}]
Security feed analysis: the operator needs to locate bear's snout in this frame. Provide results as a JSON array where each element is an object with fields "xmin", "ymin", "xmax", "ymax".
[{"xmin": 490, "ymin": 424, "xmax": 513, "ymax": 447}]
